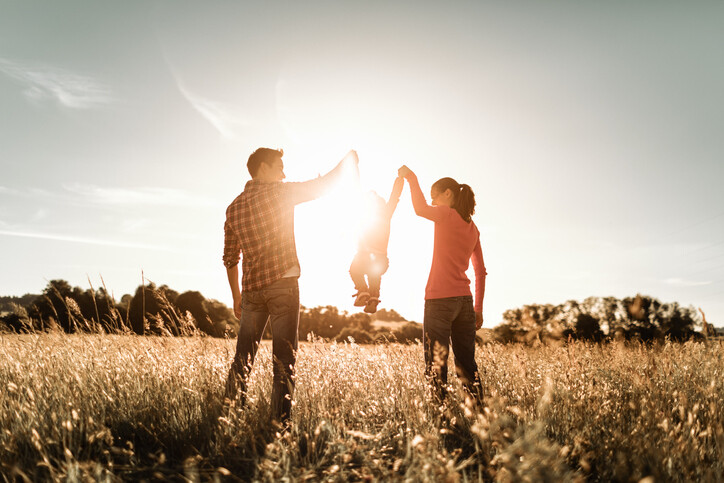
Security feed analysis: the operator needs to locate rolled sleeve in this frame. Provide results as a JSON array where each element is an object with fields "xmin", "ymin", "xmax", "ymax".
[{"xmin": 223, "ymin": 219, "xmax": 241, "ymax": 268}]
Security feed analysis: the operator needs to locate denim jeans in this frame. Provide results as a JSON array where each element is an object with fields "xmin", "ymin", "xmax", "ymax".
[
  {"xmin": 423, "ymin": 296, "xmax": 482, "ymax": 403},
  {"xmin": 226, "ymin": 277, "xmax": 299, "ymax": 424}
]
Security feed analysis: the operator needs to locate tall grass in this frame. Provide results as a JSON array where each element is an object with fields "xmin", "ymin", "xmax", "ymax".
[{"xmin": 0, "ymin": 333, "xmax": 722, "ymax": 481}]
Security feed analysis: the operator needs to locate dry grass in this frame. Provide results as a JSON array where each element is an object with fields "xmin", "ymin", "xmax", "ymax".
[{"xmin": 0, "ymin": 333, "xmax": 722, "ymax": 481}]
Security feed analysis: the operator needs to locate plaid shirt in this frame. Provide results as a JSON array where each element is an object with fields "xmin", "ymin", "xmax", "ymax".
[{"xmin": 223, "ymin": 177, "xmax": 330, "ymax": 291}]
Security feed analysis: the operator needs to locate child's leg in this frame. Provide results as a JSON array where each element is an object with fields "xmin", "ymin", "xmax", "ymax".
[
  {"xmin": 349, "ymin": 252, "xmax": 370, "ymax": 293},
  {"xmin": 367, "ymin": 255, "xmax": 389, "ymax": 298}
]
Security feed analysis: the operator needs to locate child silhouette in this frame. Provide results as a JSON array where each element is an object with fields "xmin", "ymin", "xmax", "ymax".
[{"xmin": 350, "ymin": 176, "xmax": 404, "ymax": 313}]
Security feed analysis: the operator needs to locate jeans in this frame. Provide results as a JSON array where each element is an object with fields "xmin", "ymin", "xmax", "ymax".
[
  {"xmin": 226, "ymin": 277, "xmax": 299, "ymax": 424},
  {"xmin": 423, "ymin": 296, "xmax": 482, "ymax": 403},
  {"xmin": 349, "ymin": 251, "xmax": 389, "ymax": 298}
]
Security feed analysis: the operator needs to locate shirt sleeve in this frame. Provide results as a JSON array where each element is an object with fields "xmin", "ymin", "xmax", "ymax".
[
  {"xmin": 407, "ymin": 172, "xmax": 445, "ymax": 223},
  {"xmin": 281, "ymin": 177, "xmax": 331, "ymax": 205},
  {"xmin": 222, "ymin": 217, "xmax": 241, "ymax": 269},
  {"xmin": 471, "ymin": 236, "xmax": 487, "ymax": 313}
]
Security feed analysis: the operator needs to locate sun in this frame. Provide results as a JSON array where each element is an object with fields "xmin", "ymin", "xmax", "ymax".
[{"xmin": 278, "ymin": 143, "xmax": 434, "ymax": 319}]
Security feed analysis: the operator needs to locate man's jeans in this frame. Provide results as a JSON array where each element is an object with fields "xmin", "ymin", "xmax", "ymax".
[
  {"xmin": 226, "ymin": 277, "xmax": 299, "ymax": 424},
  {"xmin": 423, "ymin": 296, "xmax": 482, "ymax": 403}
]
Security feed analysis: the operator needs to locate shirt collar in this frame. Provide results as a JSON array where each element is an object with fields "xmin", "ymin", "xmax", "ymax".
[{"xmin": 245, "ymin": 178, "xmax": 281, "ymax": 189}]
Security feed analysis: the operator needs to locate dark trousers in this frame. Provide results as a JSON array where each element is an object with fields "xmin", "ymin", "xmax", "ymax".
[
  {"xmin": 225, "ymin": 277, "xmax": 299, "ymax": 424},
  {"xmin": 349, "ymin": 251, "xmax": 389, "ymax": 298},
  {"xmin": 423, "ymin": 296, "xmax": 482, "ymax": 403}
]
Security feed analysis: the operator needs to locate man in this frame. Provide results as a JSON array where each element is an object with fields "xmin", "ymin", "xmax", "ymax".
[{"xmin": 223, "ymin": 147, "xmax": 358, "ymax": 426}]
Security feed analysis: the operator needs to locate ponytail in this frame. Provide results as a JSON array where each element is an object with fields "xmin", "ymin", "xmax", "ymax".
[
  {"xmin": 456, "ymin": 184, "xmax": 476, "ymax": 223},
  {"xmin": 432, "ymin": 177, "xmax": 476, "ymax": 223}
]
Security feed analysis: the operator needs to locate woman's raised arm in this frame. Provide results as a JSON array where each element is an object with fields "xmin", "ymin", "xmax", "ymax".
[{"xmin": 398, "ymin": 165, "xmax": 442, "ymax": 222}]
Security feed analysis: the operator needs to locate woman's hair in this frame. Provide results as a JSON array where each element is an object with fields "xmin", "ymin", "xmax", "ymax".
[{"xmin": 432, "ymin": 177, "xmax": 476, "ymax": 222}]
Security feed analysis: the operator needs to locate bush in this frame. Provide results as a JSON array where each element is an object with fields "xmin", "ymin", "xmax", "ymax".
[
  {"xmin": 573, "ymin": 314, "xmax": 604, "ymax": 342},
  {"xmin": 393, "ymin": 322, "xmax": 423, "ymax": 344},
  {"xmin": 335, "ymin": 327, "xmax": 373, "ymax": 344},
  {"xmin": 0, "ymin": 304, "xmax": 33, "ymax": 333}
]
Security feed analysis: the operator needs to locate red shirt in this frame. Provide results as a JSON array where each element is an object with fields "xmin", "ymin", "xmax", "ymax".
[
  {"xmin": 223, "ymin": 178, "xmax": 329, "ymax": 291},
  {"xmin": 407, "ymin": 173, "xmax": 487, "ymax": 312}
]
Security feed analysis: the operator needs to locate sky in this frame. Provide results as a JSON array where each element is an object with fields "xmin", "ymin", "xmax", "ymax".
[{"xmin": 1, "ymin": 0, "xmax": 723, "ymax": 328}]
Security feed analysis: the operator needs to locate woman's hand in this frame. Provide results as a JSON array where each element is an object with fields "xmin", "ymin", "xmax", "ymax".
[
  {"xmin": 475, "ymin": 311, "xmax": 484, "ymax": 330},
  {"xmin": 397, "ymin": 165, "xmax": 412, "ymax": 179}
]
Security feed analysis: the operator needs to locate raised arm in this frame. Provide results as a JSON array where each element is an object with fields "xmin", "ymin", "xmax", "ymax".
[
  {"xmin": 397, "ymin": 165, "xmax": 443, "ymax": 222},
  {"xmin": 286, "ymin": 150, "xmax": 359, "ymax": 205},
  {"xmin": 471, "ymin": 237, "xmax": 487, "ymax": 329},
  {"xmin": 385, "ymin": 176, "xmax": 404, "ymax": 218}
]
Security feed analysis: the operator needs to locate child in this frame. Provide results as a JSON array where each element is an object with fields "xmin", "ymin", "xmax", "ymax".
[{"xmin": 350, "ymin": 176, "xmax": 404, "ymax": 313}]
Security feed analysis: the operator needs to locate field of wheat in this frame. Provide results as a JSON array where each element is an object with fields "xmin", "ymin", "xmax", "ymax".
[{"xmin": 1, "ymin": 332, "xmax": 722, "ymax": 482}]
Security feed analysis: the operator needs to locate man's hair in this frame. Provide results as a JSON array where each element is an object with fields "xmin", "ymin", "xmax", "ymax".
[{"xmin": 247, "ymin": 148, "xmax": 284, "ymax": 177}]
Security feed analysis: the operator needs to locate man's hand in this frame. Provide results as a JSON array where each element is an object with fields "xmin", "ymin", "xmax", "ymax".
[
  {"xmin": 226, "ymin": 265, "xmax": 242, "ymax": 318},
  {"xmin": 398, "ymin": 165, "xmax": 412, "ymax": 179},
  {"xmin": 344, "ymin": 150, "xmax": 359, "ymax": 167},
  {"xmin": 233, "ymin": 295, "xmax": 242, "ymax": 319},
  {"xmin": 475, "ymin": 311, "xmax": 484, "ymax": 330}
]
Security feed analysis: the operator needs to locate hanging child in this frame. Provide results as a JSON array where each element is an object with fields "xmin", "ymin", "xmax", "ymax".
[{"xmin": 350, "ymin": 176, "xmax": 404, "ymax": 313}]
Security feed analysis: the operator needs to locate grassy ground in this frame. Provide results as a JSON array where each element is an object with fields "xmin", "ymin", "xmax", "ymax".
[{"xmin": 1, "ymin": 333, "xmax": 722, "ymax": 481}]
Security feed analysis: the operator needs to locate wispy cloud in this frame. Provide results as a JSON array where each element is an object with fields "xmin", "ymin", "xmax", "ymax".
[
  {"xmin": 0, "ymin": 185, "xmax": 53, "ymax": 198},
  {"xmin": 62, "ymin": 183, "xmax": 220, "ymax": 207},
  {"xmin": 2, "ymin": 184, "xmax": 220, "ymax": 208},
  {"xmin": 663, "ymin": 277, "xmax": 712, "ymax": 287},
  {"xmin": 174, "ymin": 81, "xmax": 248, "ymax": 139},
  {"xmin": 0, "ymin": 57, "xmax": 115, "ymax": 109},
  {"xmin": 0, "ymin": 229, "xmax": 166, "ymax": 251},
  {"xmin": 158, "ymin": 45, "xmax": 249, "ymax": 139}
]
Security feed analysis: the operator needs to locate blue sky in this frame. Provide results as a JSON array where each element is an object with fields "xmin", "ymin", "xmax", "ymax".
[{"xmin": 1, "ymin": 0, "xmax": 723, "ymax": 327}]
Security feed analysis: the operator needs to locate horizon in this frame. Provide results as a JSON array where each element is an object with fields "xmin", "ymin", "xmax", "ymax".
[
  {"xmin": 2, "ymin": 1, "xmax": 723, "ymax": 327},
  {"xmin": 0, "ymin": 275, "xmax": 717, "ymax": 330}
]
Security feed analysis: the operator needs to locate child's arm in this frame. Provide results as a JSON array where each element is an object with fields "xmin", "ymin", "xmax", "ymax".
[
  {"xmin": 385, "ymin": 176, "xmax": 404, "ymax": 218},
  {"xmin": 398, "ymin": 165, "xmax": 444, "ymax": 222}
]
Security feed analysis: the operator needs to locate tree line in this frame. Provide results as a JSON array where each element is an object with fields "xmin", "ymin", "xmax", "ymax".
[
  {"xmin": 1, "ymin": 282, "xmax": 708, "ymax": 344},
  {"xmin": 0, "ymin": 280, "xmax": 422, "ymax": 343},
  {"xmin": 492, "ymin": 294, "xmax": 703, "ymax": 343}
]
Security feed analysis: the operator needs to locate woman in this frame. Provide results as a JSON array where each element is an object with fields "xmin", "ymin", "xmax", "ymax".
[{"xmin": 398, "ymin": 165, "xmax": 487, "ymax": 403}]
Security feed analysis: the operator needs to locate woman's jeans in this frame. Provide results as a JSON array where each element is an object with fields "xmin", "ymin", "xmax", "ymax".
[
  {"xmin": 226, "ymin": 277, "xmax": 299, "ymax": 424},
  {"xmin": 424, "ymin": 295, "xmax": 482, "ymax": 403}
]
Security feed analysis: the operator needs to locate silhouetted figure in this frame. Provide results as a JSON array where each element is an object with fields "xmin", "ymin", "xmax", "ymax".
[
  {"xmin": 223, "ymin": 147, "xmax": 359, "ymax": 426},
  {"xmin": 398, "ymin": 165, "xmax": 487, "ymax": 404},
  {"xmin": 350, "ymin": 176, "xmax": 404, "ymax": 314}
]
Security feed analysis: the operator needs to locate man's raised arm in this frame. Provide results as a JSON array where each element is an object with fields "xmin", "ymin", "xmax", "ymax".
[{"xmin": 286, "ymin": 150, "xmax": 359, "ymax": 205}]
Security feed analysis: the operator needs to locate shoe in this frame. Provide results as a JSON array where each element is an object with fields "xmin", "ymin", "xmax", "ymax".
[
  {"xmin": 353, "ymin": 291, "xmax": 370, "ymax": 307},
  {"xmin": 364, "ymin": 297, "xmax": 379, "ymax": 314}
]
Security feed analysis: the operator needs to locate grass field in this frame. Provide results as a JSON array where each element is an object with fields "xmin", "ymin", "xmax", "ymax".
[{"xmin": 1, "ymin": 333, "xmax": 723, "ymax": 482}]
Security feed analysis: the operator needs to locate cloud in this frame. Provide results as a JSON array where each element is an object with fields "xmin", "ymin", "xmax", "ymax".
[
  {"xmin": 0, "ymin": 229, "xmax": 167, "ymax": 251},
  {"xmin": 1, "ymin": 184, "xmax": 220, "ymax": 208},
  {"xmin": 663, "ymin": 277, "xmax": 712, "ymax": 287},
  {"xmin": 174, "ymin": 81, "xmax": 249, "ymax": 139},
  {"xmin": 62, "ymin": 183, "xmax": 221, "ymax": 208},
  {"xmin": 0, "ymin": 57, "xmax": 115, "ymax": 109}
]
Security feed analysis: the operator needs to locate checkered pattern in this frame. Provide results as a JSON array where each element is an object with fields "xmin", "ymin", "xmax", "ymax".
[{"xmin": 223, "ymin": 178, "xmax": 328, "ymax": 291}]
